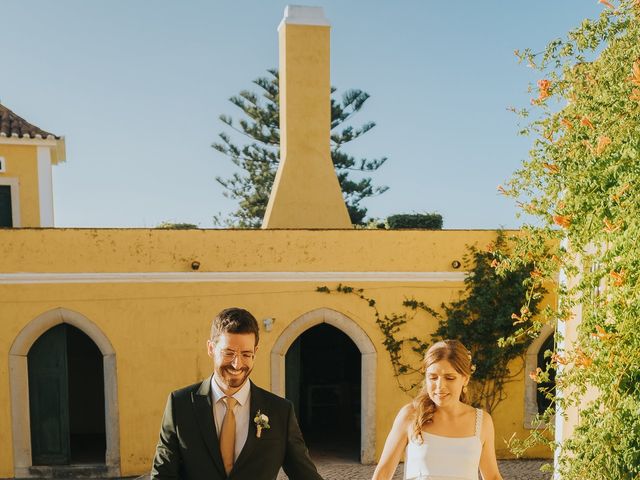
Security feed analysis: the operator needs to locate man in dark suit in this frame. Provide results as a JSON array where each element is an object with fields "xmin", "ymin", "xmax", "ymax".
[{"xmin": 151, "ymin": 307, "xmax": 323, "ymax": 480}]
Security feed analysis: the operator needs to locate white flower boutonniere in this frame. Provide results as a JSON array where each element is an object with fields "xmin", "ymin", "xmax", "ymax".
[{"xmin": 254, "ymin": 410, "xmax": 270, "ymax": 438}]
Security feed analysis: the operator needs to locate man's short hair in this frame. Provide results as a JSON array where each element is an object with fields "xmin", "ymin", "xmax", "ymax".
[{"xmin": 210, "ymin": 307, "xmax": 260, "ymax": 346}]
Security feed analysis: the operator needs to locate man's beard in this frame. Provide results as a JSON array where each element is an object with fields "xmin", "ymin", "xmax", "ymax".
[{"xmin": 217, "ymin": 364, "xmax": 252, "ymax": 389}]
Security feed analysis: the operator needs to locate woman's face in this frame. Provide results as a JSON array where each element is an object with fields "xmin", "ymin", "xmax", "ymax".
[{"xmin": 425, "ymin": 359, "xmax": 468, "ymax": 407}]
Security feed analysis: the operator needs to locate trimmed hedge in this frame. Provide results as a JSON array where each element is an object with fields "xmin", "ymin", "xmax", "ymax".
[
  {"xmin": 387, "ymin": 213, "xmax": 443, "ymax": 230},
  {"xmin": 156, "ymin": 222, "xmax": 199, "ymax": 229}
]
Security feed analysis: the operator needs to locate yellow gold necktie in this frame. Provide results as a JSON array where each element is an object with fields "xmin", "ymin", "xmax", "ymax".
[{"xmin": 219, "ymin": 396, "xmax": 238, "ymax": 475}]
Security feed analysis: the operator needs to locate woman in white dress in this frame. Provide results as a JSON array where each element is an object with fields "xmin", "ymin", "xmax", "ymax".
[{"xmin": 372, "ymin": 340, "xmax": 503, "ymax": 480}]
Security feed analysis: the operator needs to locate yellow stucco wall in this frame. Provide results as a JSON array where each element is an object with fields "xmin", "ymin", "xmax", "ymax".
[
  {"xmin": 0, "ymin": 229, "xmax": 551, "ymax": 476},
  {"xmin": 0, "ymin": 144, "xmax": 41, "ymax": 227},
  {"xmin": 1, "ymin": 229, "xmax": 504, "ymax": 273}
]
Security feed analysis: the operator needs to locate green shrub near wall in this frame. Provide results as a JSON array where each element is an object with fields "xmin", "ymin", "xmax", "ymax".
[{"xmin": 387, "ymin": 213, "xmax": 443, "ymax": 230}]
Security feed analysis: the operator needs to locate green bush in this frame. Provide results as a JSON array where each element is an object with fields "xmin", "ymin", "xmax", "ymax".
[
  {"xmin": 387, "ymin": 213, "xmax": 443, "ymax": 229},
  {"xmin": 155, "ymin": 222, "xmax": 199, "ymax": 229}
]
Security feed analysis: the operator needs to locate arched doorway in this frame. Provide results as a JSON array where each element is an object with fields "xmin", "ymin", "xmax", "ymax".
[
  {"xmin": 270, "ymin": 308, "xmax": 377, "ymax": 464},
  {"xmin": 524, "ymin": 324, "xmax": 556, "ymax": 428},
  {"xmin": 9, "ymin": 308, "xmax": 120, "ymax": 478},
  {"xmin": 536, "ymin": 334, "xmax": 556, "ymax": 415},
  {"xmin": 286, "ymin": 323, "xmax": 360, "ymax": 461},
  {"xmin": 28, "ymin": 323, "xmax": 106, "ymax": 465}
]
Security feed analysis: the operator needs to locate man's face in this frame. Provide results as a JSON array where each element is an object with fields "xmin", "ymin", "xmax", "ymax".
[{"xmin": 207, "ymin": 332, "xmax": 257, "ymax": 393}]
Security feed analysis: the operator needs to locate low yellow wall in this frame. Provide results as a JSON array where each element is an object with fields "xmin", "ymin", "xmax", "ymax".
[
  {"xmin": 1, "ymin": 228, "xmax": 498, "ymax": 273},
  {"xmin": 0, "ymin": 229, "xmax": 550, "ymax": 476}
]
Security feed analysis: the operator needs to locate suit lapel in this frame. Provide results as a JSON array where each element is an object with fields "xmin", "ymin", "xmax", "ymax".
[
  {"xmin": 192, "ymin": 376, "xmax": 226, "ymax": 477},
  {"xmin": 232, "ymin": 381, "xmax": 262, "ymax": 471}
]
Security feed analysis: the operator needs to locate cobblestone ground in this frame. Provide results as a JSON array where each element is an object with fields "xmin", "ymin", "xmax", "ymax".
[
  {"xmin": 276, "ymin": 458, "xmax": 552, "ymax": 480},
  {"xmin": 132, "ymin": 458, "xmax": 550, "ymax": 480}
]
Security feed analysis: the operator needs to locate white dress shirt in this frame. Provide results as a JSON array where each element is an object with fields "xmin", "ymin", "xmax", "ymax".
[{"xmin": 211, "ymin": 376, "xmax": 251, "ymax": 461}]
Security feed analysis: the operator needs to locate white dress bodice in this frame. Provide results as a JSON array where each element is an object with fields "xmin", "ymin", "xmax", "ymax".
[{"xmin": 404, "ymin": 408, "xmax": 483, "ymax": 480}]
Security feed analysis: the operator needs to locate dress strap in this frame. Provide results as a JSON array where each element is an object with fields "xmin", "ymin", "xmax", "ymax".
[{"xmin": 474, "ymin": 408, "xmax": 483, "ymax": 437}]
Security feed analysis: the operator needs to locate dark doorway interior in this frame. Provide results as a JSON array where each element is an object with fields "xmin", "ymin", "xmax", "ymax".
[
  {"xmin": 536, "ymin": 334, "xmax": 556, "ymax": 415},
  {"xmin": 28, "ymin": 324, "xmax": 106, "ymax": 465},
  {"xmin": 285, "ymin": 323, "xmax": 361, "ymax": 461}
]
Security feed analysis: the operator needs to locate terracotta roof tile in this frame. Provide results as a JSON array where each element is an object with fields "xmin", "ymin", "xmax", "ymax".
[{"xmin": 0, "ymin": 103, "xmax": 59, "ymax": 139}]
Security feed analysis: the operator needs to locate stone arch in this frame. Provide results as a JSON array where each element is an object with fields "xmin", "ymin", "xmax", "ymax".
[
  {"xmin": 270, "ymin": 307, "xmax": 377, "ymax": 463},
  {"xmin": 9, "ymin": 307, "xmax": 120, "ymax": 477},
  {"xmin": 524, "ymin": 323, "xmax": 555, "ymax": 429}
]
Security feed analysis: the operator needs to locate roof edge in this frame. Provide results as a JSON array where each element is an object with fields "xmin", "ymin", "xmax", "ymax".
[
  {"xmin": 0, "ymin": 103, "xmax": 61, "ymax": 140},
  {"xmin": 0, "ymin": 136, "xmax": 67, "ymax": 164}
]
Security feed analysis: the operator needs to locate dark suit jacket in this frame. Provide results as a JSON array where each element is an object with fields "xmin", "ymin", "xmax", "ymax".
[{"xmin": 151, "ymin": 378, "xmax": 323, "ymax": 480}]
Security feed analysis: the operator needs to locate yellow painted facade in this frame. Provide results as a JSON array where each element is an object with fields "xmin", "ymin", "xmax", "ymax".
[
  {"xmin": 0, "ymin": 136, "xmax": 64, "ymax": 228},
  {"xmin": 0, "ymin": 229, "xmax": 552, "ymax": 477},
  {"xmin": 0, "ymin": 144, "xmax": 41, "ymax": 227}
]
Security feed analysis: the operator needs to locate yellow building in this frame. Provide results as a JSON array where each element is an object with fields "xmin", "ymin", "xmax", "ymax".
[
  {"xmin": 0, "ymin": 6, "xmax": 554, "ymax": 479},
  {"xmin": 0, "ymin": 103, "xmax": 66, "ymax": 228}
]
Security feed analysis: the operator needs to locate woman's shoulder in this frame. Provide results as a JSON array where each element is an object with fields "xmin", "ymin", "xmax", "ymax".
[
  {"xmin": 453, "ymin": 403, "xmax": 478, "ymax": 421},
  {"xmin": 476, "ymin": 408, "xmax": 493, "ymax": 424},
  {"xmin": 476, "ymin": 408, "xmax": 495, "ymax": 441},
  {"xmin": 462, "ymin": 403, "xmax": 478, "ymax": 415},
  {"xmin": 395, "ymin": 402, "xmax": 416, "ymax": 424}
]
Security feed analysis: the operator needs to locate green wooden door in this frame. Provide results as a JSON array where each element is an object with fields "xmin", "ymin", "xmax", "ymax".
[
  {"xmin": 28, "ymin": 324, "xmax": 71, "ymax": 465},
  {"xmin": 0, "ymin": 185, "xmax": 12, "ymax": 227}
]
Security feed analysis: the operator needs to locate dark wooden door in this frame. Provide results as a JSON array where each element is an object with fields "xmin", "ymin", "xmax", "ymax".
[
  {"xmin": 0, "ymin": 185, "xmax": 12, "ymax": 227},
  {"xmin": 28, "ymin": 324, "xmax": 71, "ymax": 465}
]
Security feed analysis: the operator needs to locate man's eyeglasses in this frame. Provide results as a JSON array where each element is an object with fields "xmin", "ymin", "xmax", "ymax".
[{"xmin": 219, "ymin": 349, "xmax": 255, "ymax": 362}]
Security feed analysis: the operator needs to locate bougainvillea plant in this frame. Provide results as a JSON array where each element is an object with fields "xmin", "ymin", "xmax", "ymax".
[{"xmin": 499, "ymin": 1, "xmax": 640, "ymax": 477}]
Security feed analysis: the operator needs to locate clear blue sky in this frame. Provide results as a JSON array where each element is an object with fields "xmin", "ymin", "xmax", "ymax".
[{"xmin": 1, "ymin": 1, "xmax": 601, "ymax": 228}]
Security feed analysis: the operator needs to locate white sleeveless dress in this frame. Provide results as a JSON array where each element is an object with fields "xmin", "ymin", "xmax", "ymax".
[{"xmin": 404, "ymin": 408, "xmax": 483, "ymax": 480}]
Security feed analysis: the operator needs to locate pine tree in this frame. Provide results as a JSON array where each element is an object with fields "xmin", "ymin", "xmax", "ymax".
[{"xmin": 212, "ymin": 69, "xmax": 388, "ymax": 227}]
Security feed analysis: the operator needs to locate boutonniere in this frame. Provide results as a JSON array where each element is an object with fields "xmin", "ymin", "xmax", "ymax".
[{"xmin": 254, "ymin": 410, "xmax": 270, "ymax": 438}]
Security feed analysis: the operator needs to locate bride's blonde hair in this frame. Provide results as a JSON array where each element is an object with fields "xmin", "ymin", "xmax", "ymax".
[{"xmin": 412, "ymin": 339, "xmax": 473, "ymax": 442}]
